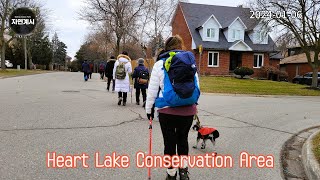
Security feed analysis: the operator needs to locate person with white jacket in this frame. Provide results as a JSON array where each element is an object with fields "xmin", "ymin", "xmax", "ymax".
[
  {"xmin": 113, "ymin": 52, "xmax": 132, "ymax": 106},
  {"xmin": 145, "ymin": 35, "xmax": 199, "ymax": 180}
]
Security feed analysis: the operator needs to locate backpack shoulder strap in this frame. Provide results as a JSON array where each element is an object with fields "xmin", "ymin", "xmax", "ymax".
[
  {"xmin": 143, "ymin": 66, "xmax": 148, "ymax": 72},
  {"xmin": 164, "ymin": 52, "xmax": 178, "ymax": 71}
]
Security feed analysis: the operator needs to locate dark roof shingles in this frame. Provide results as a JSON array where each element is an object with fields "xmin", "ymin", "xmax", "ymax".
[{"xmin": 179, "ymin": 2, "xmax": 277, "ymax": 52}]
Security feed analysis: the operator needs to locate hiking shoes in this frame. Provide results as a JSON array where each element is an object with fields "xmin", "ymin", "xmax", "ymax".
[
  {"xmin": 179, "ymin": 168, "xmax": 189, "ymax": 180},
  {"xmin": 166, "ymin": 172, "xmax": 177, "ymax": 180},
  {"xmin": 118, "ymin": 97, "xmax": 122, "ymax": 106}
]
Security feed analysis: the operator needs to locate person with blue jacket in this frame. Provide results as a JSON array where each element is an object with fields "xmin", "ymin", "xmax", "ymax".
[
  {"xmin": 82, "ymin": 60, "xmax": 90, "ymax": 81},
  {"xmin": 132, "ymin": 58, "xmax": 149, "ymax": 107}
]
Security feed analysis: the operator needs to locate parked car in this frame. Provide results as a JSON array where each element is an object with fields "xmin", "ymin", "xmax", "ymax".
[
  {"xmin": 292, "ymin": 72, "xmax": 320, "ymax": 86},
  {"xmin": 0, "ymin": 60, "xmax": 13, "ymax": 68}
]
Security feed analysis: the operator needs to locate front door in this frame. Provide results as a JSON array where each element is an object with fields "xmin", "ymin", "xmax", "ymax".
[{"xmin": 230, "ymin": 51, "xmax": 242, "ymax": 71}]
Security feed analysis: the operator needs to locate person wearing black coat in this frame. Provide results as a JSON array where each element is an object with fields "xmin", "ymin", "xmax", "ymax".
[
  {"xmin": 105, "ymin": 56, "xmax": 116, "ymax": 92},
  {"xmin": 132, "ymin": 58, "xmax": 149, "ymax": 107}
]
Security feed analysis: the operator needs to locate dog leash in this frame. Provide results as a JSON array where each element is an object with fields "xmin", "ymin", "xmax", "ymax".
[{"xmin": 194, "ymin": 114, "xmax": 201, "ymax": 125}]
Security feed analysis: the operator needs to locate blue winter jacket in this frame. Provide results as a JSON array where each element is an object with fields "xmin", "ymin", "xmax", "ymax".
[
  {"xmin": 82, "ymin": 62, "xmax": 90, "ymax": 73},
  {"xmin": 132, "ymin": 65, "xmax": 149, "ymax": 89}
]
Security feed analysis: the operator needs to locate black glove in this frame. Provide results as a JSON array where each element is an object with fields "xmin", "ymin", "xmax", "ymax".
[
  {"xmin": 147, "ymin": 113, "xmax": 154, "ymax": 120},
  {"xmin": 147, "ymin": 106, "xmax": 155, "ymax": 120}
]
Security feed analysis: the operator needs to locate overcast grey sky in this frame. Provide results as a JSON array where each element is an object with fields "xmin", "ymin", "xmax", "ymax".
[{"xmin": 42, "ymin": 0, "xmax": 245, "ymax": 59}]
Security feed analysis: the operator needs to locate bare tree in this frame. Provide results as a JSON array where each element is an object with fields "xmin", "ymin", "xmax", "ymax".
[
  {"xmin": 51, "ymin": 32, "xmax": 59, "ymax": 63},
  {"xmin": 251, "ymin": 0, "xmax": 320, "ymax": 87},
  {"xmin": 86, "ymin": 28, "xmax": 113, "ymax": 59},
  {"xmin": 96, "ymin": 23, "xmax": 114, "ymax": 58},
  {"xmin": 274, "ymin": 29, "xmax": 299, "ymax": 57},
  {"xmin": 80, "ymin": 0, "xmax": 145, "ymax": 55},
  {"xmin": 124, "ymin": 0, "xmax": 176, "ymax": 70},
  {"xmin": 141, "ymin": 0, "xmax": 177, "ymax": 55},
  {"xmin": 144, "ymin": 0, "xmax": 177, "ymax": 39}
]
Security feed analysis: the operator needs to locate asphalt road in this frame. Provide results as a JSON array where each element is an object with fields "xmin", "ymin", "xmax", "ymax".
[{"xmin": 0, "ymin": 72, "xmax": 319, "ymax": 180}]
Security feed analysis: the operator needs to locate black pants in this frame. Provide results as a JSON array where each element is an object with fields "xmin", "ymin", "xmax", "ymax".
[
  {"xmin": 159, "ymin": 113, "xmax": 194, "ymax": 156},
  {"xmin": 99, "ymin": 71, "xmax": 104, "ymax": 79},
  {"xmin": 135, "ymin": 87, "xmax": 146, "ymax": 103},
  {"xmin": 107, "ymin": 77, "xmax": 115, "ymax": 91},
  {"xmin": 89, "ymin": 73, "xmax": 92, "ymax": 79},
  {"xmin": 118, "ymin": 92, "xmax": 127, "ymax": 102},
  {"xmin": 84, "ymin": 72, "xmax": 89, "ymax": 80}
]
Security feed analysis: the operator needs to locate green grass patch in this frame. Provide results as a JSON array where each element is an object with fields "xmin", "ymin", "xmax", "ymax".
[
  {"xmin": 0, "ymin": 69, "xmax": 49, "ymax": 78},
  {"xmin": 313, "ymin": 132, "xmax": 320, "ymax": 164},
  {"xmin": 200, "ymin": 76, "xmax": 320, "ymax": 96}
]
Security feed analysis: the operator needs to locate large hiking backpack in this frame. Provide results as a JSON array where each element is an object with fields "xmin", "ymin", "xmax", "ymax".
[
  {"xmin": 155, "ymin": 51, "xmax": 200, "ymax": 108},
  {"xmin": 115, "ymin": 62, "xmax": 127, "ymax": 80},
  {"xmin": 138, "ymin": 69, "xmax": 149, "ymax": 85}
]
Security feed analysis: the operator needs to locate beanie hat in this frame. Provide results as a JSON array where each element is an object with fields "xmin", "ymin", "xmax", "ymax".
[{"xmin": 138, "ymin": 58, "xmax": 144, "ymax": 65}]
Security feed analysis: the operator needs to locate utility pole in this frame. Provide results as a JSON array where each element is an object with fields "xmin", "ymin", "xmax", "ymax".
[
  {"xmin": 24, "ymin": 36, "xmax": 27, "ymax": 70},
  {"xmin": 198, "ymin": 45, "xmax": 203, "ymax": 75}
]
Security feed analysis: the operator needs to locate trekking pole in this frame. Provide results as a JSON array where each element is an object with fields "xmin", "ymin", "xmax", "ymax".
[
  {"xmin": 131, "ymin": 82, "xmax": 133, "ymax": 104},
  {"xmin": 148, "ymin": 117, "xmax": 153, "ymax": 180}
]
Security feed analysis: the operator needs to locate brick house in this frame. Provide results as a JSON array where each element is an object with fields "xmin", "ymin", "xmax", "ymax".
[
  {"xmin": 280, "ymin": 51, "xmax": 320, "ymax": 81},
  {"xmin": 171, "ymin": 2, "xmax": 278, "ymax": 76}
]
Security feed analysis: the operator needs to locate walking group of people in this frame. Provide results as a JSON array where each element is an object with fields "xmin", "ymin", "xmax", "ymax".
[
  {"xmin": 81, "ymin": 51, "xmax": 149, "ymax": 107},
  {"xmin": 81, "ymin": 35, "xmax": 200, "ymax": 180}
]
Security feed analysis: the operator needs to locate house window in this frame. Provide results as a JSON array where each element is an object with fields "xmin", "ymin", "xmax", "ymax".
[
  {"xmin": 208, "ymin": 52, "xmax": 219, "ymax": 67},
  {"xmin": 254, "ymin": 54, "xmax": 264, "ymax": 68},
  {"xmin": 206, "ymin": 28, "xmax": 215, "ymax": 38},
  {"xmin": 232, "ymin": 29, "xmax": 241, "ymax": 40}
]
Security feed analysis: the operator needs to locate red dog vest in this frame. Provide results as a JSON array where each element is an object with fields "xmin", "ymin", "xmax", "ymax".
[{"xmin": 198, "ymin": 127, "xmax": 216, "ymax": 136}]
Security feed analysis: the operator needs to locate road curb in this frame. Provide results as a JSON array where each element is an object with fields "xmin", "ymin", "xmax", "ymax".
[
  {"xmin": 302, "ymin": 130, "xmax": 320, "ymax": 180},
  {"xmin": 201, "ymin": 92, "xmax": 318, "ymax": 98},
  {"xmin": 0, "ymin": 71, "xmax": 52, "ymax": 79}
]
